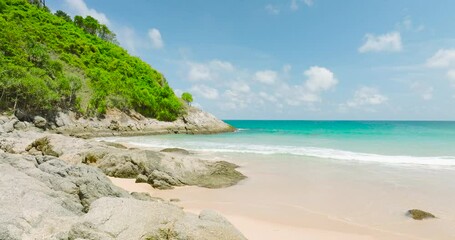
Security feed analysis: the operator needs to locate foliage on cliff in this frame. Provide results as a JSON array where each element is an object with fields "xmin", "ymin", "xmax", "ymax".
[{"xmin": 0, "ymin": 0, "xmax": 183, "ymax": 121}]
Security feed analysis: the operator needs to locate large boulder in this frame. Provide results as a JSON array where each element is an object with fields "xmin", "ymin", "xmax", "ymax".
[
  {"xmin": 67, "ymin": 198, "xmax": 246, "ymax": 240},
  {"xmin": 0, "ymin": 153, "xmax": 246, "ymax": 240},
  {"xmin": 82, "ymin": 148, "xmax": 246, "ymax": 189},
  {"xmin": 0, "ymin": 153, "xmax": 130, "ymax": 239}
]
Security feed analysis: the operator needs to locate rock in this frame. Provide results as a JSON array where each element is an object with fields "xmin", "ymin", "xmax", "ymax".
[
  {"xmin": 55, "ymin": 112, "xmax": 70, "ymax": 127},
  {"xmin": 130, "ymin": 192, "xmax": 154, "ymax": 201},
  {"xmin": 108, "ymin": 120, "xmax": 120, "ymax": 131},
  {"xmin": 184, "ymin": 161, "xmax": 247, "ymax": 188},
  {"xmin": 0, "ymin": 139, "xmax": 15, "ymax": 154},
  {"xmin": 33, "ymin": 116, "xmax": 47, "ymax": 128},
  {"xmin": 102, "ymin": 141, "xmax": 128, "ymax": 149},
  {"xmin": 407, "ymin": 209, "xmax": 436, "ymax": 220},
  {"xmin": 135, "ymin": 174, "xmax": 148, "ymax": 183},
  {"xmin": 79, "ymin": 147, "xmax": 245, "ymax": 189},
  {"xmin": 67, "ymin": 197, "xmax": 246, "ymax": 240},
  {"xmin": 26, "ymin": 137, "xmax": 60, "ymax": 157},
  {"xmin": 0, "ymin": 153, "xmax": 130, "ymax": 239},
  {"xmin": 150, "ymin": 179, "xmax": 174, "ymax": 190},
  {"xmin": 13, "ymin": 121, "xmax": 26, "ymax": 130},
  {"xmin": 160, "ymin": 147, "xmax": 190, "ymax": 155},
  {"xmin": 170, "ymin": 198, "xmax": 180, "ymax": 202},
  {"xmin": 3, "ymin": 119, "xmax": 17, "ymax": 133},
  {"xmin": 148, "ymin": 170, "xmax": 182, "ymax": 186},
  {"xmin": 52, "ymin": 107, "xmax": 234, "ymax": 138}
]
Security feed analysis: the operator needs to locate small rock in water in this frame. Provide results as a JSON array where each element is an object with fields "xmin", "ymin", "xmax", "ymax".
[{"xmin": 407, "ymin": 209, "xmax": 436, "ymax": 220}]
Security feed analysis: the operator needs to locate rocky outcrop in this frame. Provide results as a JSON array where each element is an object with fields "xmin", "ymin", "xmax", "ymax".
[
  {"xmin": 0, "ymin": 153, "xmax": 246, "ymax": 240},
  {"xmin": 1, "ymin": 128, "xmax": 246, "ymax": 190},
  {"xmin": 81, "ymin": 147, "xmax": 246, "ymax": 189},
  {"xmin": 0, "ymin": 153, "xmax": 130, "ymax": 239},
  {"xmin": 52, "ymin": 107, "xmax": 235, "ymax": 138},
  {"xmin": 0, "ymin": 113, "xmax": 246, "ymax": 239}
]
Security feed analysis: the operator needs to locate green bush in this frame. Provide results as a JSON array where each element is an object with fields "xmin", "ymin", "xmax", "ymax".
[{"xmin": 0, "ymin": 0, "xmax": 183, "ymax": 120}]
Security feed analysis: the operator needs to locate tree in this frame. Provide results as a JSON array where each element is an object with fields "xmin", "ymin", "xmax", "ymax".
[
  {"xmin": 55, "ymin": 10, "xmax": 72, "ymax": 22},
  {"xmin": 181, "ymin": 92, "xmax": 193, "ymax": 106}
]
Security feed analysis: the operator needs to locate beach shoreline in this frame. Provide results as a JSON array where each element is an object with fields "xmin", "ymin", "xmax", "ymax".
[{"xmin": 107, "ymin": 139, "xmax": 455, "ymax": 240}]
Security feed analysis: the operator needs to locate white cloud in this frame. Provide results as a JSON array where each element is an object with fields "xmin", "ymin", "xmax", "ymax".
[
  {"xmin": 411, "ymin": 82, "xmax": 433, "ymax": 100},
  {"xmin": 259, "ymin": 91, "xmax": 278, "ymax": 103},
  {"xmin": 283, "ymin": 64, "xmax": 292, "ymax": 74},
  {"xmin": 290, "ymin": 0, "xmax": 299, "ymax": 11},
  {"xmin": 345, "ymin": 87, "xmax": 388, "ymax": 108},
  {"xmin": 188, "ymin": 63, "xmax": 211, "ymax": 81},
  {"xmin": 64, "ymin": 0, "xmax": 109, "ymax": 25},
  {"xmin": 190, "ymin": 85, "xmax": 219, "ymax": 99},
  {"xmin": 447, "ymin": 70, "xmax": 455, "ymax": 80},
  {"xmin": 272, "ymin": 66, "xmax": 338, "ymax": 107},
  {"xmin": 358, "ymin": 31, "xmax": 402, "ymax": 53},
  {"xmin": 148, "ymin": 28, "xmax": 164, "ymax": 49},
  {"xmin": 230, "ymin": 81, "xmax": 251, "ymax": 93},
  {"xmin": 426, "ymin": 49, "xmax": 455, "ymax": 68},
  {"xmin": 290, "ymin": 0, "xmax": 313, "ymax": 11},
  {"xmin": 116, "ymin": 27, "xmax": 139, "ymax": 53},
  {"xmin": 265, "ymin": 4, "xmax": 280, "ymax": 15},
  {"xmin": 303, "ymin": 0, "xmax": 314, "ymax": 6},
  {"xmin": 254, "ymin": 70, "xmax": 278, "ymax": 84},
  {"xmin": 187, "ymin": 60, "xmax": 234, "ymax": 81},
  {"xmin": 210, "ymin": 60, "xmax": 235, "ymax": 71},
  {"xmin": 304, "ymin": 66, "xmax": 338, "ymax": 92},
  {"xmin": 396, "ymin": 16, "xmax": 424, "ymax": 32}
]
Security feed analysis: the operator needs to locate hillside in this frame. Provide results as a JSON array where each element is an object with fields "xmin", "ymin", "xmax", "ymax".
[{"xmin": 0, "ymin": 0, "xmax": 183, "ymax": 121}]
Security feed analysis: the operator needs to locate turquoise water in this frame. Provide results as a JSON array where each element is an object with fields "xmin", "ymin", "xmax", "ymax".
[{"xmin": 104, "ymin": 121, "xmax": 455, "ymax": 167}]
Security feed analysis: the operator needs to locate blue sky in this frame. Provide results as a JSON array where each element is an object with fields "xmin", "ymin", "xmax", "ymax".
[{"xmin": 47, "ymin": 0, "xmax": 455, "ymax": 120}]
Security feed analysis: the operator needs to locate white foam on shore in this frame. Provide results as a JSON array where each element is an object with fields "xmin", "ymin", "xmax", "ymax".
[{"xmin": 100, "ymin": 137, "xmax": 455, "ymax": 167}]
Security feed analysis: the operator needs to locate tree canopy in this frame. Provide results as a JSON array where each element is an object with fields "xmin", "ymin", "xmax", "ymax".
[
  {"xmin": 0, "ymin": 0, "xmax": 183, "ymax": 121},
  {"xmin": 181, "ymin": 92, "xmax": 193, "ymax": 106}
]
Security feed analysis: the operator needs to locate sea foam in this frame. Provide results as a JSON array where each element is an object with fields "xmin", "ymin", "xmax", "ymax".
[{"xmin": 104, "ymin": 138, "xmax": 455, "ymax": 167}]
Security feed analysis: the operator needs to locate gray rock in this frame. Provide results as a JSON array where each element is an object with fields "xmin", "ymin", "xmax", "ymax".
[
  {"xmin": 150, "ymin": 179, "xmax": 174, "ymax": 190},
  {"xmin": 160, "ymin": 147, "xmax": 190, "ymax": 155},
  {"xmin": 3, "ymin": 119, "xmax": 17, "ymax": 133},
  {"xmin": 0, "ymin": 133, "xmax": 246, "ymax": 239},
  {"xmin": 13, "ymin": 121, "xmax": 26, "ymax": 130},
  {"xmin": 130, "ymin": 192, "xmax": 154, "ymax": 201},
  {"xmin": 135, "ymin": 174, "xmax": 148, "ymax": 183},
  {"xmin": 33, "ymin": 116, "xmax": 47, "ymax": 128},
  {"xmin": 148, "ymin": 170, "xmax": 182, "ymax": 186},
  {"xmin": 67, "ymin": 198, "xmax": 246, "ymax": 240},
  {"xmin": 0, "ymin": 153, "xmax": 130, "ymax": 239},
  {"xmin": 82, "ymin": 148, "xmax": 245, "ymax": 189}
]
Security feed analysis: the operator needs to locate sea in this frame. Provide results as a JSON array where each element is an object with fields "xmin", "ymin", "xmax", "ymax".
[{"xmin": 106, "ymin": 120, "xmax": 455, "ymax": 168}]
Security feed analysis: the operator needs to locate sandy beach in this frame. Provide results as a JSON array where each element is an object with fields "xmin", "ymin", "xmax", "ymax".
[{"xmin": 109, "ymin": 149, "xmax": 455, "ymax": 240}]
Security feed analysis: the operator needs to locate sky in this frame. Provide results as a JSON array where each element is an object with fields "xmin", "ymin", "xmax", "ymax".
[{"xmin": 46, "ymin": 0, "xmax": 455, "ymax": 120}]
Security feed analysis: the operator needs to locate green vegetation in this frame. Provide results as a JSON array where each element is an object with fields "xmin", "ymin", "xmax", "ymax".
[
  {"xmin": 0, "ymin": 0, "xmax": 183, "ymax": 121},
  {"xmin": 181, "ymin": 92, "xmax": 193, "ymax": 106}
]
